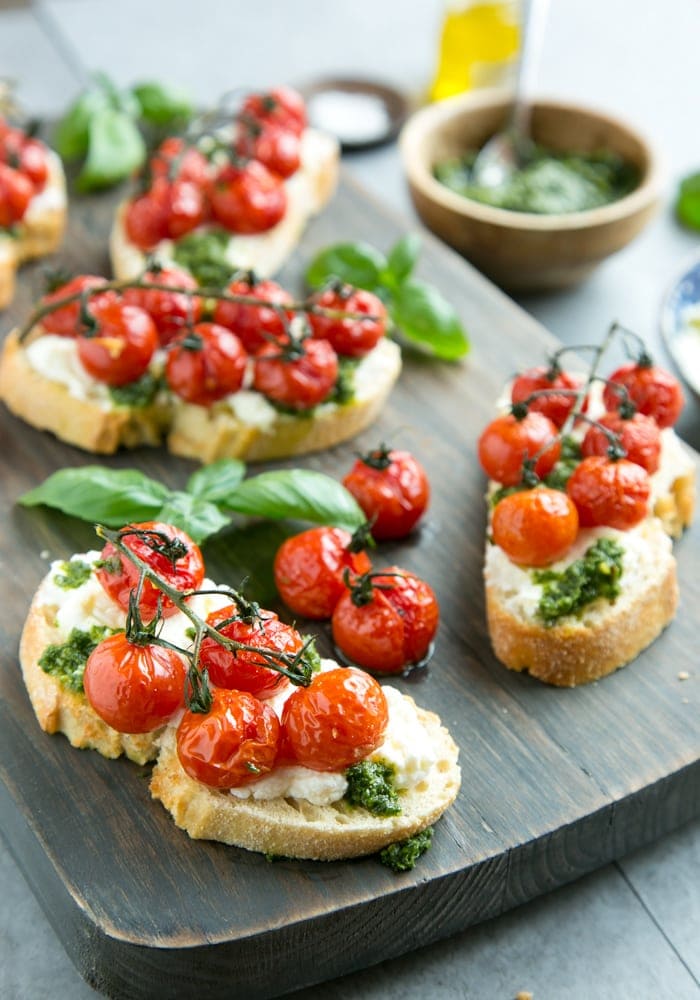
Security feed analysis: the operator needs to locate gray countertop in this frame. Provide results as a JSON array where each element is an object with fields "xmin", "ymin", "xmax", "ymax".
[{"xmin": 1, "ymin": 2, "xmax": 698, "ymax": 998}]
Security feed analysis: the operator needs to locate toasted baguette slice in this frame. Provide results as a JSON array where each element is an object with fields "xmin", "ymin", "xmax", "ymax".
[
  {"xmin": 19, "ymin": 589, "xmax": 159, "ymax": 765},
  {"xmin": 0, "ymin": 328, "xmax": 401, "ymax": 460},
  {"xmin": 484, "ymin": 518, "xmax": 679, "ymax": 687},
  {"xmin": 110, "ymin": 128, "xmax": 339, "ymax": 282},
  {"xmin": 151, "ymin": 706, "xmax": 460, "ymax": 861},
  {"xmin": 0, "ymin": 150, "xmax": 66, "ymax": 309}
]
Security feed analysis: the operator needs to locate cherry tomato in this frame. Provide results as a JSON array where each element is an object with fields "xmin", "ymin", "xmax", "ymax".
[
  {"xmin": 253, "ymin": 337, "xmax": 338, "ymax": 410},
  {"xmin": 165, "ymin": 322, "xmax": 247, "ymax": 405},
  {"xmin": 342, "ymin": 446, "xmax": 430, "ymax": 540},
  {"xmin": 478, "ymin": 410, "xmax": 561, "ymax": 486},
  {"xmin": 566, "ymin": 456, "xmax": 650, "ymax": 530},
  {"xmin": 150, "ymin": 136, "xmax": 210, "ymax": 186},
  {"xmin": 511, "ymin": 365, "xmax": 585, "ymax": 428},
  {"xmin": 40, "ymin": 275, "xmax": 116, "ymax": 337},
  {"xmin": 603, "ymin": 361, "xmax": 684, "ymax": 429},
  {"xmin": 199, "ymin": 606, "xmax": 303, "ymax": 698},
  {"xmin": 281, "ymin": 667, "xmax": 388, "ymax": 771},
  {"xmin": 0, "ymin": 162, "xmax": 33, "ymax": 226},
  {"xmin": 241, "ymin": 86, "xmax": 307, "ymax": 137},
  {"xmin": 1, "ymin": 127, "xmax": 49, "ymax": 191},
  {"xmin": 213, "ymin": 276, "xmax": 292, "ymax": 353},
  {"xmin": 210, "ymin": 160, "xmax": 287, "ymax": 234},
  {"xmin": 96, "ymin": 521, "xmax": 205, "ymax": 622},
  {"xmin": 84, "ymin": 633, "xmax": 186, "ymax": 734},
  {"xmin": 581, "ymin": 410, "xmax": 661, "ymax": 474},
  {"xmin": 308, "ymin": 285, "xmax": 387, "ymax": 358},
  {"xmin": 165, "ymin": 177, "xmax": 208, "ymax": 239},
  {"xmin": 124, "ymin": 180, "xmax": 169, "ymax": 249},
  {"xmin": 492, "ymin": 488, "xmax": 579, "ymax": 567},
  {"xmin": 76, "ymin": 300, "xmax": 157, "ymax": 386},
  {"xmin": 236, "ymin": 122, "xmax": 301, "ymax": 179},
  {"xmin": 177, "ymin": 688, "xmax": 280, "ymax": 789},
  {"xmin": 122, "ymin": 266, "xmax": 202, "ymax": 345},
  {"xmin": 331, "ymin": 567, "xmax": 439, "ymax": 674},
  {"xmin": 273, "ymin": 526, "xmax": 372, "ymax": 619}
]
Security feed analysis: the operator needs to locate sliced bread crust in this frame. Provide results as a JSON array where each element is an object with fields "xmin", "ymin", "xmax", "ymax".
[{"xmin": 150, "ymin": 707, "xmax": 461, "ymax": 861}]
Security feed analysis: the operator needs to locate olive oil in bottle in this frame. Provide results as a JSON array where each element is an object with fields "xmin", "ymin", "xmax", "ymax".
[{"xmin": 430, "ymin": 2, "xmax": 520, "ymax": 101}]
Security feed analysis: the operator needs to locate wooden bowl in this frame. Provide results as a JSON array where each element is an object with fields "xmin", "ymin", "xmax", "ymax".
[{"xmin": 399, "ymin": 90, "xmax": 662, "ymax": 291}]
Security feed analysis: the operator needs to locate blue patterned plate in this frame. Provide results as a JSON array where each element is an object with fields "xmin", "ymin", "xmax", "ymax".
[{"xmin": 660, "ymin": 249, "xmax": 700, "ymax": 397}]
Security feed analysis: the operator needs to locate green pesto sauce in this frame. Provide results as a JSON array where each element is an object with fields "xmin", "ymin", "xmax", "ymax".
[
  {"xmin": 345, "ymin": 759, "xmax": 401, "ymax": 817},
  {"xmin": 533, "ymin": 537, "xmax": 624, "ymax": 626},
  {"xmin": 379, "ymin": 826, "xmax": 433, "ymax": 872},
  {"xmin": 172, "ymin": 227, "xmax": 235, "ymax": 288},
  {"xmin": 39, "ymin": 624, "xmax": 115, "ymax": 693},
  {"xmin": 490, "ymin": 437, "xmax": 582, "ymax": 507},
  {"xmin": 52, "ymin": 559, "xmax": 93, "ymax": 590},
  {"xmin": 434, "ymin": 146, "xmax": 639, "ymax": 215},
  {"xmin": 109, "ymin": 372, "xmax": 162, "ymax": 408}
]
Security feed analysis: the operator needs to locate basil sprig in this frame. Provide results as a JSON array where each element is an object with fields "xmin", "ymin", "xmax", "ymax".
[
  {"xmin": 306, "ymin": 235, "xmax": 469, "ymax": 361},
  {"xmin": 19, "ymin": 461, "xmax": 365, "ymax": 544},
  {"xmin": 55, "ymin": 72, "xmax": 193, "ymax": 193},
  {"xmin": 676, "ymin": 170, "xmax": 700, "ymax": 230}
]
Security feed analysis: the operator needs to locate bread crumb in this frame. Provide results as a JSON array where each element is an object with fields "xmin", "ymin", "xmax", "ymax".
[
  {"xmin": 678, "ymin": 671, "xmax": 690, "ymax": 681},
  {"xmin": 515, "ymin": 992, "xmax": 533, "ymax": 1000}
]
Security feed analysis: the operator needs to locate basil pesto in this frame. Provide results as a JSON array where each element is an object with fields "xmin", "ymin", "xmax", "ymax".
[
  {"xmin": 379, "ymin": 827, "xmax": 433, "ymax": 872},
  {"xmin": 172, "ymin": 227, "xmax": 235, "ymax": 288},
  {"xmin": 39, "ymin": 624, "xmax": 116, "ymax": 693},
  {"xmin": 533, "ymin": 537, "xmax": 624, "ymax": 626},
  {"xmin": 435, "ymin": 146, "xmax": 639, "ymax": 215},
  {"xmin": 345, "ymin": 759, "xmax": 401, "ymax": 816},
  {"xmin": 109, "ymin": 372, "xmax": 162, "ymax": 408},
  {"xmin": 52, "ymin": 559, "xmax": 93, "ymax": 590}
]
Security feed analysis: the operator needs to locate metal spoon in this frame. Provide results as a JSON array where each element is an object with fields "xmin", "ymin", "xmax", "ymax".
[{"xmin": 470, "ymin": 0, "xmax": 551, "ymax": 190}]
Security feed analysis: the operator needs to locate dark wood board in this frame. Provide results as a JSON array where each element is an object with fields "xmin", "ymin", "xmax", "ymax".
[{"xmin": 0, "ymin": 170, "xmax": 698, "ymax": 1000}]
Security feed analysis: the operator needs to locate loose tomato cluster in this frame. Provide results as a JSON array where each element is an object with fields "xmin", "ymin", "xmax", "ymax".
[
  {"xmin": 124, "ymin": 86, "xmax": 308, "ymax": 250},
  {"xmin": 82, "ymin": 521, "xmax": 392, "ymax": 789},
  {"xmin": 480, "ymin": 352, "xmax": 684, "ymax": 567},
  {"xmin": 273, "ymin": 446, "xmax": 437, "ymax": 675},
  {"xmin": 37, "ymin": 268, "xmax": 388, "ymax": 409},
  {"xmin": 0, "ymin": 117, "xmax": 50, "ymax": 228}
]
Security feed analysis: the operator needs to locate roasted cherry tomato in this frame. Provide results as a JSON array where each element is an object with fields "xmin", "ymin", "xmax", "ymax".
[
  {"xmin": 491, "ymin": 488, "xmax": 579, "ymax": 567},
  {"xmin": 241, "ymin": 86, "xmax": 307, "ymax": 137},
  {"xmin": 213, "ymin": 276, "xmax": 292, "ymax": 353},
  {"xmin": 0, "ymin": 162, "xmax": 33, "ymax": 226},
  {"xmin": 124, "ymin": 181, "xmax": 168, "ymax": 250},
  {"xmin": 273, "ymin": 526, "xmax": 372, "ymax": 619},
  {"xmin": 236, "ymin": 122, "xmax": 301, "ymax": 179},
  {"xmin": 510, "ymin": 365, "xmax": 585, "ymax": 428},
  {"xmin": 165, "ymin": 176, "xmax": 208, "ymax": 239},
  {"xmin": 199, "ymin": 606, "xmax": 303, "ymax": 698},
  {"xmin": 253, "ymin": 337, "xmax": 338, "ymax": 410},
  {"xmin": 308, "ymin": 285, "xmax": 387, "ymax": 358},
  {"xmin": 342, "ymin": 446, "xmax": 430, "ymax": 540},
  {"xmin": 165, "ymin": 322, "xmax": 247, "ymax": 405},
  {"xmin": 123, "ymin": 265, "xmax": 202, "ymax": 345},
  {"xmin": 566, "ymin": 455, "xmax": 650, "ymax": 530},
  {"xmin": 84, "ymin": 633, "xmax": 186, "ymax": 734},
  {"xmin": 0, "ymin": 126, "xmax": 49, "ymax": 191},
  {"xmin": 76, "ymin": 300, "xmax": 157, "ymax": 386},
  {"xmin": 281, "ymin": 667, "xmax": 388, "ymax": 771},
  {"xmin": 96, "ymin": 521, "xmax": 205, "ymax": 622},
  {"xmin": 210, "ymin": 160, "xmax": 287, "ymax": 234},
  {"xmin": 177, "ymin": 688, "xmax": 280, "ymax": 789},
  {"xmin": 581, "ymin": 410, "xmax": 661, "ymax": 474},
  {"xmin": 40, "ymin": 274, "xmax": 116, "ymax": 337},
  {"xmin": 331, "ymin": 566, "xmax": 439, "ymax": 674},
  {"xmin": 478, "ymin": 410, "xmax": 561, "ymax": 486},
  {"xmin": 602, "ymin": 361, "xmax": 684, "ymax": 429},
  {"xmin": 150, "ymin": 136, "xmax": 210, "ymax": 186}
]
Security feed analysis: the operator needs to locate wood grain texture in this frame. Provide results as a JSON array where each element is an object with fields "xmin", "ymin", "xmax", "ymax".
[{"xmin": 0, "ymin": 170, "xmax": 698, "ymax": 1000}]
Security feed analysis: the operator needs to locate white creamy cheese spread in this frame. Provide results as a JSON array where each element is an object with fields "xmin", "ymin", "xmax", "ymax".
[{"xmin": 23, "ymin": 151, "xmax": 67, "ymax": 220}]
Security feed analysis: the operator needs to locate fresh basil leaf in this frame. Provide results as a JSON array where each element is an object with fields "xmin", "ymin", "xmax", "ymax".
[
  {"xmin": 20, "ymin": 467, "xmax": 168, "ymax": 525},
  {"xmin": 186, "ymin": 459, "xmax": 246, "ymax": 503},
  {"xmin": 76, "ymin": 107, "xmax": 146, "ymax": 192},
  {"xmin": 54, "ymin": 88, "xmax": 110, "ymax": 161},
  {"xmin": 382, "ymin": 234, "xmax": 421, "ymax": 289},
  {"xmin": 676, "ymin": 171, "xmax": 700, "ymax": 230},
  {"xmin": 390, "ymin": 279, "xmax": 469, "ymax": 360},
  {"xmin": 224, "ymin": 470, "xmax": 365, "ymax": 530},
  {"xmin": 131, "ymin": 81, "xmax": 193, "ymax": 127},
  {"xmin": 158, "ymin": 491, "xmax": 229, "ymax": 543},
  {"xmin": 306, "ymin": 242, "xmax": 387, "ymax": 291}
]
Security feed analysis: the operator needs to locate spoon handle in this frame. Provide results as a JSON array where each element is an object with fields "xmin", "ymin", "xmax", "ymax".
[{"xmin": 510, "ymin": 0, "xmax": 551, "ymax": 144}]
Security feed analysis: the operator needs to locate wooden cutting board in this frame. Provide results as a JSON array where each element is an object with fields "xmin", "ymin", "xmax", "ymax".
[{"xmin": 0, "ymin": 172, "xmax": 698, "ymax": 1000}]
